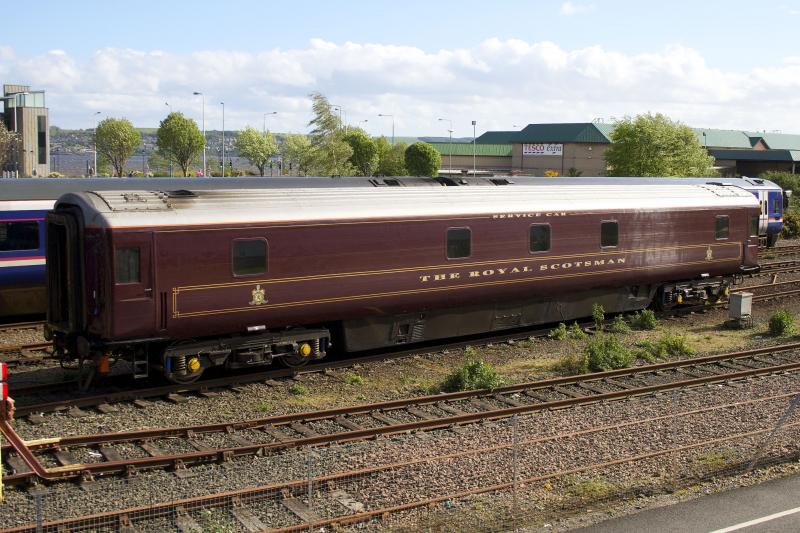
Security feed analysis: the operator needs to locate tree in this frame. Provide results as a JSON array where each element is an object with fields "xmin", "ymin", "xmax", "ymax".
[
  {"xmin": 307, "ymin": 92, "xmax": 354, "ymax": 176},
  {"xmin": 0, "ymin": 122, "xmax": 18, "ymax": 172},
  {"xmin": 94, "ymin": 118, "xmax": 141, "ymax": 177},
  {"xmin": 375, "ymin": 137, "xmax": 408, "ymax": 176},
  {"xmin": 344, "ymin": 129, "xmax": 379, "ymax": 176},
  {"xmin": 235, "ymin": 126, "xmax": 278, "ymax": 176},
  {"xmin": 280, "ymin": 133, "xmax": 314, "ymax": 176},
  {"xmin": 604, "ymin": 113, "xmax": 716, "ymax": 177},
  {"xmin": 156, "ymin": 112, "xmax": 205, "ymax": 177},
  {"xmin": 404, "ymin": 141, "xmax": 441, "ymax": 177}
]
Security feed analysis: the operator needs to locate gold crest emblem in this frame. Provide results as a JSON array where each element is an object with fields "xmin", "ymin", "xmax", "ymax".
[
  {"xmin": 706, "ymin": 246, "xmax": 713, "ymax": 261},
  {"xmin": 249, "ymin": 285, "xmax": 267, "ymax": 306}
]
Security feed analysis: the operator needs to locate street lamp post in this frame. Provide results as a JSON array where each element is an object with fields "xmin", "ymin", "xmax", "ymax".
[
  {"xmin": 263, "ymin": 111, "xmax": 277, "ymax": 134},
  {"xmin": 331, "ymin": 105, "xmax": 347, "ymax": 132},
  {"xmin": 220, "ymin": 102, "xmax": 225, "ymax": 176},
  {"xmin": 378, "ymin": 114, "xmax": 394, "ymax": 146},
  {"xmin": 193, "ymin": 92, "xmax": 206, "ymax": 176},
  {"xmin": 471, "ymin": 120, "xmax": 477, "ymax": 177},
  {"xmin": 438, "ymin": 118, "xmax": 453, "ymax": 176},
  {"xmin": 92, "ymin": 111, "xmax": 101, "ymax": 177}
]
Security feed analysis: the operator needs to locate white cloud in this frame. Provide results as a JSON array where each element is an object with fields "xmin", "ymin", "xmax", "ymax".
[
  {"xmin": 561, "ymin": 2, "xmax": 596, "ymax": 16},
  {"xmin": 2, "ymin": 39, "xmax": 800, "ymax": 135}
]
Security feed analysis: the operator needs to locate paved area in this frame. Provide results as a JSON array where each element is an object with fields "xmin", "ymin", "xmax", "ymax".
[{"xmin": 575, "ymin": 474, "xmax": 800, "ymax": 533}]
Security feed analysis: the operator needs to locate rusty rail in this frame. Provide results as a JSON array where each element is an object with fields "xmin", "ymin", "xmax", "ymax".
[
  {"xmin": 4, "ymin": 395, "xmax": 797, "ymax": 533},
  {"xmin": 3, "ymin": 343, "xmax": 800, "ymax": 485}
]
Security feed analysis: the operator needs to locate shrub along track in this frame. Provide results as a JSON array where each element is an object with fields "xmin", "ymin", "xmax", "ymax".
[{"xmin": 3, "ymin": 342, "xmax": 800, "ymax": 488}]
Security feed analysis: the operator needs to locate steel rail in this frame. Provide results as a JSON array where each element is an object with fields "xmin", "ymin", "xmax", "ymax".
[
  {"xmin": 8, "ymin": 323, "xmax": 564, "ymax": 416},
  {"xmin": 3, "ymin": 348, "xmax": 800, "ymax": 485},
  {"xmin": 13, "ymin": 341, "xmax": 800, "ymax": 451},
  {"xmin": 4, "ymin": 405, "xmax": 798, "ymax": 533},
  {"xmin": 731, "ymin": 278, "xmax": 800, "ymax": 293}
]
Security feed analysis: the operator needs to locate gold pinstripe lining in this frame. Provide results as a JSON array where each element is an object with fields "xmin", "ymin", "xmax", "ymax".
[
  {"xmin": 172, "ymin": 252, "xmax": 741, "ymax": 319},
  {"xmin": 174, "ymin": 242, "xmax": 741, "ymax": 292}
]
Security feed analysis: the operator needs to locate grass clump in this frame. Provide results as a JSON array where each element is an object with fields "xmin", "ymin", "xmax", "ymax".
[
  {"xmin": 442, "ymin": 358, "xmax": 504, "ymax": 392},
  {"xmin": 549, "ymin": 322, "xmax": 568, "ymax": 340},
  {"xmin": 554, "ymin": 353, "xmax": 589, "ymax": 376},
  {"xmin": 693, "ymin": 448, "xmax": 741, "ymax": 472},
  {"xmin": 592, "ymin": 303, "xmax": 605, "ymax": 331},
  {"xmin": 463, "ymin": 346, "xmax": 478, "ymax": 357},
  {"xmin": 568, "ymin": 322, "xmax": 587, "ymax": 340},
  {"xmin": 344, "ymin": 372, "xmax": 365, "ymax": 385},
  {"xmin": 563, "ymin": 476, "xmax": 615, "ymax": 500},
  {"xmin": 636, "ymin": 333, "xmax": 695, "ymax": 362},
  {"xmin": 608, "ymin": 315, "xmax": 632, "ymax": 334},
  {"xmin": 628, "ymin": 309, "xmax": 658, "ymax": 330},
  {"xmin": 769, "ymin": 310, "xmax": 795, "ymax": 336},
  {"xmin": 585, "ymin": 334, "xmax": 633, "ymax": 371},
  {"xmin": 289, "ymin": 383, "xmax": 309, "ymax": 396}
]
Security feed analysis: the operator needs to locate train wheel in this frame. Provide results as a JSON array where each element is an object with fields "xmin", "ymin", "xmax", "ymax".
[
  {"xmin": 163, "ymin": 340, "xmax": 204, "ymax": 384},
  {"xmin": 280, "ymin": 353, "xmax": 312, "ymax": 369}
]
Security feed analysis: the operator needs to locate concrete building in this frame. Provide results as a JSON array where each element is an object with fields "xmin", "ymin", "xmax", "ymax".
[{"xmin": 1, "ymin": 84, "xmax": 50, "ymax": 177}]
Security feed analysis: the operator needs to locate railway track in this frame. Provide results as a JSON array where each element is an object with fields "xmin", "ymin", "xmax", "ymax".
[
  {"xmin": 0, "ymin": 320, "xmax": 44, "ymax": 335},
  {"xmin": 3, "ymin": 342, "xmax": 800, "ymax": 487},
  {"xmin": 0, "ymin": 341, "xmax": 54, "ymax": 365},
  {"xmin": 2, "ymin": 392, "xmax": 798, "ymax": 533}
]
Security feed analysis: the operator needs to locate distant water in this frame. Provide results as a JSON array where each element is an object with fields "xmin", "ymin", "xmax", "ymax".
[{"xmin": 49, "ymin": 153, "xmax": 260, "ymax": 176}]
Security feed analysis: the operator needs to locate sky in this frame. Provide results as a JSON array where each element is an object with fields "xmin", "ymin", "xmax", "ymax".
[{"xmin": 2, "ymin": 0, "xmax": 800, "ymax": 137}]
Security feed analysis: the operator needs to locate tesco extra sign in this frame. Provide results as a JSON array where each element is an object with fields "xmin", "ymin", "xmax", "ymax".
[{"xmin": 522, "ymin": 143, "xmax": 563, "ymax": 156}]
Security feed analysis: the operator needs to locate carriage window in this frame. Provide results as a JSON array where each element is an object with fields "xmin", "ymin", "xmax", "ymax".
[
  {"xmin": 529, "ymin": 224, "xmax": 550, "ymax": 252},
  {"xmin": 447, "ymin": 228, "xmax": 471, "ymax": 259},
  {"xmin": 715, "ymin": 215, "xmax": 729, "ymax": 240},
  {"xmin": 0, "ymin": 221, "xmax": 39, "ymax": 251},
  {"xmin": 750, "ymin": 216, "xmax": 759, "ymax": 237},
  {"xmin": 115, "ymin": 247, "xmax": 140, "ymax": 284},
  {"xmin": 601, "ymin": 221, "xmax": 618, "ymax": 247},
  {"xmin": 233, "ymin": 239, "xmax": 267, "ymax": 276}
]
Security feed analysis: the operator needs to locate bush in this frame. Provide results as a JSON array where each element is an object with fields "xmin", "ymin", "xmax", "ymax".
[
  {"xmin": 568, "ymin": 322, "xmax": 587, "ymax": 340},
  {"xmin": 592, "ymin": 303, "xmax": 605, "ymax": 331},
  {"xmin": 47, "ymin": 171, "xmax": 64, "ymax": 178},
  {"xmin": 769, "ymin": 310, "xmax": 795, "ymax": 336},
  {"xmin": 549, "ymin": 322, "xmax": 568, "ymax": 340},
  {"xmin": 555, "ymin": 353, "xmax": 589, "ymax": 376},
  {"xmin": 609, "ymin": 315, "xmax": 631, "ymax": 334},
  {"xmin": 404, "ymin": 141, "xmax": 441, "ymax": 177},
  {"xmin": 782, "ymin": 212, "xmax": 800, "ymax": 239},
  {"xmin": 637, "ymin": 333, "xmax": 695, "ymax": 361},
  {"xmin": 628, "ymin": 309, "xmax": 658, "ymax": 330},
  {"xmin": 442, "ymin": 358, "xmax": 504, "ymax": 392},
  {"xmin": 585, "ymin": 334, "xmax": 633, "ymax": 371}
]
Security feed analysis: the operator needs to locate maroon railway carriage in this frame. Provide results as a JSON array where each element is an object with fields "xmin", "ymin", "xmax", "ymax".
[{"xmin": 45, "ymin": 183, "xmax": 759, "ymax": 383}]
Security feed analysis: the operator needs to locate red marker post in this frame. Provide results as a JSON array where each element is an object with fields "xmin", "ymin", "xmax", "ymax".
[{"xmin": 0, "ymin": 361, "xmax": 9, "ymax": 502}]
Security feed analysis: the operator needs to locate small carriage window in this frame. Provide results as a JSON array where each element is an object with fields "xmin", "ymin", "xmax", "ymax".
[
  {"xmin": 750, "ymin": 216, "xmax": 759, "ymax": 237},
  {"xmin": 446, "ymin": 228, "xmax": 471, "ymax": 259},
  {"xmin": 0, "ymin": 221, "xmax": 39, "ymax": 251},
  {"xmin": 601, "ymin": 221, "xmax": 618, "ymax": 247},
  {"xmin": 529, "ymin": 224, "xmax": 550, "ymax": 252},
  {"xmin": 233, "ymin": 239, "xmax": 267, "ymax": 276},
  {"xmin": 115, "ymin": 247, "xmax": 140, "ymax": 284},
  {"xmin": 715, "ymin": 215, "xmax": 729, "ymax": 240}
]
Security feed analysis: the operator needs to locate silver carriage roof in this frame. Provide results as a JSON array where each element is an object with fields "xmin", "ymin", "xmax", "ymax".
[{"xmin": 56, "ymin": 183, "xmax": 759, "ymax": 229}]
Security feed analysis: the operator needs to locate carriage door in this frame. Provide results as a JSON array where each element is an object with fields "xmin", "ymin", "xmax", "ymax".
[
  {"xmin": 114, "ymin": 233, "xmax": 155, "ymax": 335},
  {"xmin": 758, "ymin": 191, "xmax": 768, "ymax": 235}
]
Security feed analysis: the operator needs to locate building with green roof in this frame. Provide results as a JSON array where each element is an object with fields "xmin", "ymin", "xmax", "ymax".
[{"xmin": 422, "ymin": 122, "xmax": 800, "ymax": 177}]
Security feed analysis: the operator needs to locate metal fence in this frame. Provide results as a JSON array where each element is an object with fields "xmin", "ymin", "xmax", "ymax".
[{"xmin": 3, "ymin": 389, "xmax": 799, "ymax": 532}]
